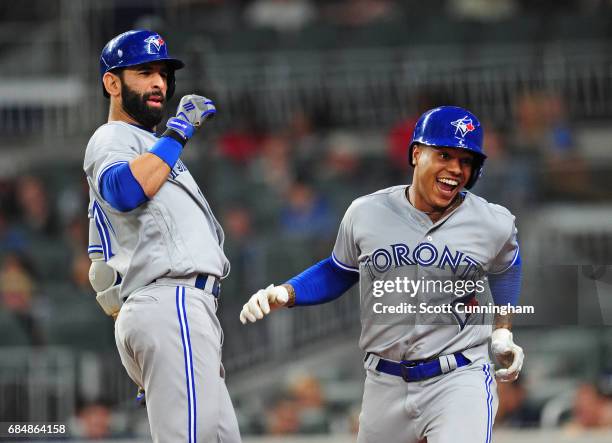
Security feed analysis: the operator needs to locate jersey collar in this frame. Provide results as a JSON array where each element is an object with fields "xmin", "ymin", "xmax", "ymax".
[{"xmin": 128, "ymin": 122, "xmax": 157, "ymax": 134}]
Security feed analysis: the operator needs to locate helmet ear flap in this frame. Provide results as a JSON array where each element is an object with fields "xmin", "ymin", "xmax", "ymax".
[{"xmin": 465, "ymin": 157, "xmax": 485, "ymax": 189}]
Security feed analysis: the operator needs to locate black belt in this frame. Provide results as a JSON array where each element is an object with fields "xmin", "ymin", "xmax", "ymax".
[
  {"xmin": 374, "ymin": 352, "xmax": 470, "ymax": 382},
  {"xmin": 195, "ymin": 274, "xmax": 221, "ymax": 298}
]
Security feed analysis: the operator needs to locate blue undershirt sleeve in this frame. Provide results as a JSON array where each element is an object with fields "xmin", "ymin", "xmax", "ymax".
[
  {"xmin": 287, "ymin": 256, "xmax": 359, "ymax": 306},
  {"xmin": 488, "ymin": 253, "xmax": 522, "ymax": 306},
  {"xmin": 99, "ymin": 162, "xmax": 148, "ymax": 212}
]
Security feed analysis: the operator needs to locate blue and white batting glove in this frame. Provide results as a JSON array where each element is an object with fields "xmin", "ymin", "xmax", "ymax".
[{"xmin": 166, "ymin": 94, "xmax": 216, "ymax": 141}]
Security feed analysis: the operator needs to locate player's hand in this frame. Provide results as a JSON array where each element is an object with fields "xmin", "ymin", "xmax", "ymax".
[
  {"xmin": 239, "ymin": 284, "xmax": 289, "ymax": 324},
  {"xmin": 95, "ymin": 285, "xmax": 122, "ymax": 319},
  {"xmin": 166, "ymin": 94, "xmax": 216, "ymax": 140},
  {"xmin": 491, "ymin": 328, "xmax": 524, "ymax": 382}
]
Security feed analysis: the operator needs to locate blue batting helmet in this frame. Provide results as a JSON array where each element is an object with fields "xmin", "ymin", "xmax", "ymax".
[
  {"xmin": 409, "ymin": 106, "xmax": 486, "ymax": 189},
  {"xmin": 99, "ymin": 30, "xmax": 184, "ymax": 99}
]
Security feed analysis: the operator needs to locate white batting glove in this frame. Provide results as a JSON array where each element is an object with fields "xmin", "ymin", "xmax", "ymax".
[
  {"xmin": 166, "ymin": 95, "xmax": 216, "ymax": 140},
  {"xmin": 491, "ymin": 328, "xmax": 524, "ymax": 382},
  {"xmin": 239, "ymin": 284, "xmax": 289, "ymax": 324},
  {"xmin": 95, "ymin": 285, "xmax": 122, "ymax": 320}
]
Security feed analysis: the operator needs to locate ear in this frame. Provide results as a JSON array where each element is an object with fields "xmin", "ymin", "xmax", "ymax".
[
  {"xmin": 102, "ymin": 72, "xmax": 121, "ymax": 98},
  {"xmin": 412, "ymin": 144, "xmax": 422, "ymax": 167}
]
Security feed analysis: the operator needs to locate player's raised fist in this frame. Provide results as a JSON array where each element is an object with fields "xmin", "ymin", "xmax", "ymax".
[
  {"xmin": 177, "ymin": 94, "xmax": 216, "ymax": 127},
  {"xmin": 491, "ymin": 328, "xmax": 524, "ymax": 382},
  {"xmin": 239, "ymin": 284, "xmax": 289, "ymax": 324},
  {"xmin": 166, "ymin": 95, "xmax": 216, "ymax": 141}
]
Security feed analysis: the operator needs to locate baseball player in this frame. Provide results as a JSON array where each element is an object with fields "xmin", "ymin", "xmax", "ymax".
[
  {"xmin": 240, "ymin": 106, "xmax": 524, "ymax": 442},
  {"xmin": 84, "ymin": 30, "xmax": 241, "ymax": 442}
]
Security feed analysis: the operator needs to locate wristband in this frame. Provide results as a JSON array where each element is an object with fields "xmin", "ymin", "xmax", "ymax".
[
  {"xmin": 162, "ymin": 128, "xmax": 188, "ymax": 147},
  {"xmin": 148, "ymin": 136, "xmax": 183, "ymax": 169}
]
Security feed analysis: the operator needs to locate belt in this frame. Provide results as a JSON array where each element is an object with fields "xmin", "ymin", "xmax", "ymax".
[
  {"xmin": 194, "ymin": 274, "xmax": 221, "ymax": 298},
  {"xmin": 374, "ymin": 352, "xmax": 470, "ymax": 382},
  {"xmin": 156, "ymin": 274, "xmax": 221, "ymax": 298}
]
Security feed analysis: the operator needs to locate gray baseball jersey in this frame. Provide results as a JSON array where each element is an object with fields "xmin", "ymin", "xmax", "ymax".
[
  {"xmin": 332, "ymin": 185, "xmax": 519, "ymax": 362},
  {"xmin": 333, "ymin": 185, "xmax": 516, "ymax": 443},
  {"xmin": 84, "ymin": 121, "xmax": 230, "ymax": 300},
  {"xmin": 84, "ymin": 121, "xmax": 240, "ymax": 443}
]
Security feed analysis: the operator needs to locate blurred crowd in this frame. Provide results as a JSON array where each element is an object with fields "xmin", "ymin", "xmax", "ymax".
[{"xmin": 142, "ymin": 0, "xmax": 612, "ymax": 33}]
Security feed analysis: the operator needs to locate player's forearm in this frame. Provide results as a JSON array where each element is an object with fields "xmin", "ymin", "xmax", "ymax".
[
  {"xmin": 130, "ymin": 153, "xmax": 172, "ymax": 198},
  {"xmin": 284, "ymin": 257, "xmax": 359, "ymax": 306},
  {"xmin": 488, "ymin": 254, "xmax": 522, "ymax": 306},
  {"xmin": 134, "ymin": 128, "xmax": 189, "ymax": 197},
  {"xmin": 488, "ymin": 252, "xmax": 522, "ymax": 332}
]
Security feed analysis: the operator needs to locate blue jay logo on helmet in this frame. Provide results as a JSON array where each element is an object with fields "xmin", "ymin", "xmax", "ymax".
[
  {"xmin": 451, "ymin": 116, "xmax": 476, "ymax": 138},
  {"xmin": 144, "ymin": 35, "xmax": 165, "ymax": 54}
]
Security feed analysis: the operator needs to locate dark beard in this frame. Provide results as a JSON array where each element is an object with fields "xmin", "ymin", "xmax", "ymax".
[{"xmin": 121, "ymin": 83, "xmax": 165, "ymax": 130}]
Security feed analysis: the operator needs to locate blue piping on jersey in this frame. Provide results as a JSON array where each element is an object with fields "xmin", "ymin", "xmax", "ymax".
[
  {"xmin": 483, "ymin": 364, "xmax": 493, "ymax": 443},
  {"xmin": 489, "ymin": 246, "xmax": 521, "ymax": 275},
  {"xmin": 87, "ymin": 244, "xmax": 104, "ymax": 254},
  {"xmin": 176, "ymin": 286, "xmax": 196, "ymax": 443},
  {"xmin": 182, "ymin": 287, "xmax": 197, "ymax": 442},
  {"xmin": 331, "ymin": 252, "xmax": 359, "ymax": 273},
  {"xmin": 92, "ymin": 201, "xmax": 114, "ymax": 261}
]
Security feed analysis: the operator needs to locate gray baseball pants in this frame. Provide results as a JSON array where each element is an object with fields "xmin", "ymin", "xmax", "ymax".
[
  {"xmin": 115, "ymin": 279, "xmax": 241, "ymax": 443},
  {"xmin": 357, "ymin": 355, "xmax": 498, "ymax": 443}
]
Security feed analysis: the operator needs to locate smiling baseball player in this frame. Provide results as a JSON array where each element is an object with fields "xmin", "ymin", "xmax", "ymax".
[
  {"xmin": 240, "ymin": 106, "xmax": 524, "ymax": 442},
  {"xmin": 84, "ymin": 30, "xmax": 240, "ymax": 442}
]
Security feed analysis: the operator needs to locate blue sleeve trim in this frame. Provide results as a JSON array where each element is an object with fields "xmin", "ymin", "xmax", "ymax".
[
  {"xmin": 489, "ymin": 246, "xmax": 520, "ymax": 275},
  {"xmin": 488, "ymin": 252, "xmax": 522, "ymax": 307},
  {"xmin": 100, "ymin": 162, "xmax": 148, "ymax": 212},
  {"xmin": 288, "ymin": 256, "xmax": 359, "ymax": 306},
  {"xmin": 331, "ymin": 252, "xmax": 359, "ymax": 273},
  {"xmin": 148, "ymin": 135, "xmax": 183, "ymax": 169},
  {"xmin": 92, "ymin": 200, "xmax": 114, "ymax": 261},
  {"xmin": 97, "ymin": 160, "xmax": 129, "ymax": 191}
]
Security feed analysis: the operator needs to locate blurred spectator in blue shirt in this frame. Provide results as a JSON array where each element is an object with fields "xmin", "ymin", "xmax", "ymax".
[{"xmin": 279, "ymin": 180, "xmax": 335, "ymax": 240}]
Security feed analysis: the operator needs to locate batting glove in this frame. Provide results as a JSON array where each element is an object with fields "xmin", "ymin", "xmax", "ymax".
[
  {"xmin": 239, "ymin": 284, "xmax": 289, "ymax": 324},
  {"xmin": 491, "ymin": 328, "xmax": 524, "ymax": 382},
  {"xmin": 166, "ymin": 94, "xmax": 216, "ymax": 141}
]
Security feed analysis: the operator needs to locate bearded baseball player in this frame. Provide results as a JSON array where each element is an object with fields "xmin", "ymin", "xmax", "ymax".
[
  {"xmin": 84, "ymin": 30, "xmax": 241, "ymax": 442},
  {"xmin": 240, "ymin": 106, "xmax": 524, "ymax": 442}
]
